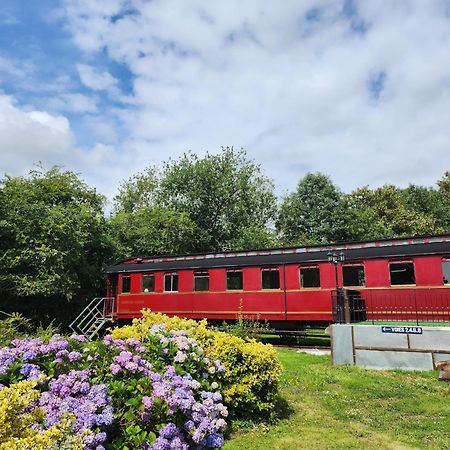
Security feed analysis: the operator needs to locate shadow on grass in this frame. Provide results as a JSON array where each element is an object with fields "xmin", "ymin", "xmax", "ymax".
[
  {"xmin": 227, "ymin": 394, "xmax": 294, "ymax": 436},
  {"xmin": 272, "ymin": 394, "xmax": 295, "ymax": 421}
]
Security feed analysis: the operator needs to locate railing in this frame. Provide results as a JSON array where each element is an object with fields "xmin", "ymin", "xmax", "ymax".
[
  {"xmin": 69, "ymin": 297, "xmax": 115, "ymax": 338},
  {"xmin": 332, "ymin": 289, "xmax": 450, "ymax": 325}
]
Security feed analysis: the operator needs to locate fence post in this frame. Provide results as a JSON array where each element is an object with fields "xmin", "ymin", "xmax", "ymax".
[
  {"xmin": 343, "ymin": 289, "xmax": 351, "ymax": 324},
  {"xmin": 414, "ymin": 291, "xmax": 419, "ymax": 326}
]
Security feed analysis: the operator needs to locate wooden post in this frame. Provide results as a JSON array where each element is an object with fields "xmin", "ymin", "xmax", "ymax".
[{"xmin": 343, "ymin": 289, "xmax": 351, "ymax": 324}]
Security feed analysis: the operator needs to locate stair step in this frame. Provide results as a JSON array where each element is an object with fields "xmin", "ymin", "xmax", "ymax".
[{"xmin": 69, "ymin": 297, "xmax": 115, "ymax": 340}]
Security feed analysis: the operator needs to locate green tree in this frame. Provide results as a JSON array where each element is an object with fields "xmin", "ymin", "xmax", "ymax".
[
  {"xmin": 113, "ymin": 166, "xmax": 159, "ymax": 214},
  {"xmin": 111, "ymin": 148, "xmax": 277, "ymax": 253},
  {"xmin": 277, "ymin": 173, "xmax": 352, "ymax": 245},
  {"xmin": 348, "ymin": 185, "xmax": 441, "ymax": 238},
  {"xmin": 0, "ymin": 167, "xmax": 113, "ymax": 326},
  {"xmin": 109, "ymin": 207, "xmax": 196, "ymax": 258},
  {"xmin": 401, "ymin": 183, "xmax": 447, "ymax": 232},
  {"xmin": 436, "ymin": 171, "xmax": 450, "ymax": 231}
]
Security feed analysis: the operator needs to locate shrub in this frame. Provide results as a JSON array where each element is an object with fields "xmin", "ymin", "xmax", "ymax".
[
  {"xmin": 112, "ymin": 310, "xmax": 282, "ymax": 419},
  {"xmin": 0, "ymin": 312, "xmax": 60, "ymax": 348},
  {"xmin": 0, "ymin": 378, "xmax": 83, "ymax": 449},
  {"xmin": 0, "ymin": 329, "xmax": 228, "ymax": 449},
  {"xmin": 207, "ymin": 333, "xmax": 281, "ymax": 417},
  {"xmin": 0, "ymin": 312, "xmax": 33, "ymax": 347}
]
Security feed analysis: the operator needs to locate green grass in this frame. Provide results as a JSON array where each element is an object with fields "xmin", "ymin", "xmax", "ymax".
[{"xmin": 224, "ymin": 349, "xmax": 450, "ymax": 450}]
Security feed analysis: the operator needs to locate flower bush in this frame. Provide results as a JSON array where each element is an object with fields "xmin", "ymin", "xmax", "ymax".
[
  {"xmin": 0, "ymin": 378, "xmax": 84, "ymax": 449},
  {"xmin": 112, "ymin": 310, "xmax": 282, "ymax": 418},
  {"xmin": 0, "ymin": 327, "xmax": 228, "ymax": 449}
]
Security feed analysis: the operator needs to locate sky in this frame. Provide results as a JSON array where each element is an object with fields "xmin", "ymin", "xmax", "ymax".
[{"xmin": 1, "ymin": 0, "xmax": 450, "ymax": 204}]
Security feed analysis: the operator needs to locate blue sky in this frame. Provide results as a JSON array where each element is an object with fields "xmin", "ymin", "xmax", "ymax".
[{"xmin": 1, "ymin": 1, "xmax": 450, "ymax": 203}]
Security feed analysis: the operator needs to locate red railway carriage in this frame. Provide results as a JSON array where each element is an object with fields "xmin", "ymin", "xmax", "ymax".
[{"xmin": 106, "ymin": 234, "xmax": 450, "ymax": 326}]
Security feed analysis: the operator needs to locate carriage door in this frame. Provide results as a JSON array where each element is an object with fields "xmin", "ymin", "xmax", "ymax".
[{"xmin": 108, "ymin": 273, "xmax": 118, "ymax": 299}]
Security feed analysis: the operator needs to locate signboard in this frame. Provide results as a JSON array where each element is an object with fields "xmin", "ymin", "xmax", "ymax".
[{"xmin": 381, "ymin": 325, "xmax": 422, "ymax": 335}]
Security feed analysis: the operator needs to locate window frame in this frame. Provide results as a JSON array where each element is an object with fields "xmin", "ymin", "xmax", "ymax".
[
  {"xmin": 261, "ymin": 267, "xmax": 280, "ymax": 290},
  {"xmin": 141, "ymin": 274, "xmax": 155, "ymax": 293},
  {"xmin": 121, "ymin": 275, "xmax": 131, "ymax": 294},
  {"xmin": 389, "ymin": 260, "xmax": 416, "ymax": 286},
  {"xmin": 342, "ymin": 264, "xmax": 365, "ymax": 287},
  {"xmin": 442, "ymin": 258, "xmax": 450, "ymax": 285},
  {"xmin": 164, "ymin": 272, "xmax": 179, "ymax": 292},
  {"xmin": 193, "ymin": 271, "xmax": 209, "ymax": 292},
  {"xmin": 299, "ymin": 265, "xmax": 321, "ymax": 289},
  {"xmin": 226, "ymin": 270, "xmax": 243, "ymax": 290}
]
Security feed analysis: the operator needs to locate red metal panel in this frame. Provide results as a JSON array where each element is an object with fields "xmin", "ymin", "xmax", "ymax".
[
  {"xmin": 130, "ymin": 273, "xmax": 141, "ymax": 293},
  {"xmin": 365, "ymin": 259, "xmax": 389, "ymax": 287},
  {"xmin": 244, "ymin": 267, "xmax": 261, "ymax": 290},
  {"xmin": 179, "ymin": 270, "xmax": 193, "ymax": 292},
  {"xmin": 286, "ymin": 290, "xmax": 332, "ymax": 321},
  {"xmin": 191, "ymin": 291, "xmax": 284, "ymax": 321},
  {"xmin": 209, "ymin": 268, "xmax": 225, "ymax": 291},
  {"xmin": 320, "ymin": 263, "xmax": 336, "ymax": 289},
  {"xmin": 154, "ymin": 272, "xmax": 164, "ymax": 292},
  {"xmin": 284, "ymin": 265, "xmax": 299, "ymax": 290},
  {"xmin": 415, "ymin": 256, "xmax": 443, "ymax": 286}
]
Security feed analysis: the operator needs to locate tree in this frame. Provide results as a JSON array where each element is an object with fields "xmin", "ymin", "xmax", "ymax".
[
  {"xmin": 0, "ymin": 167, "xmax": 113, "ymax": 325},
  {"xmin": 111, "ymin": 148, "xmax": 277, "ymax": 253},
  {"xmin": 109, "ymin": 207, "xmax": 196, "ymax": 258},
  {"xmin": 113, "ymin": 167, "xmax": 159, "ymax": 214},
  {"xmin": 348, "ymin": 185, "xmax": 441, "ymax": 238},
  {"xmin": 401, "ymin": 183, "xmax": 447, "ymax": 232},
  {"xmin": 277, "ymin": 173, "xmax": 352, "ymax": 245},
  {"xmin": 436, "ymin": 171, "xmax": 450, "ymax": 231}
]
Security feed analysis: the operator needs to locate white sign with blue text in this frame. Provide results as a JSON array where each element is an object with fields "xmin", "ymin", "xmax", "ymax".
[{"xmin": 381, "ymin": 325, "xmax": 423, "ymax": 334}]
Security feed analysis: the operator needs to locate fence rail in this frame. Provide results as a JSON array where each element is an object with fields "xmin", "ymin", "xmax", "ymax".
[{"xmin": 332, "ymin": 289, "xmax": 450, "ymax": 325}]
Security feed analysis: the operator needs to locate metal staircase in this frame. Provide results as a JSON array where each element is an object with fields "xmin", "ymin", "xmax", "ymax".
[{"xmin": 69, "ymin": 297, "xmax": 115, "ymax": 339}]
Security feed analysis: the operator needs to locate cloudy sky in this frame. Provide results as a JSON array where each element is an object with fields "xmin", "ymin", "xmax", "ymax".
[{"xmin": 1, "ymin": 0, "xmax": 450, "ymax": 203}]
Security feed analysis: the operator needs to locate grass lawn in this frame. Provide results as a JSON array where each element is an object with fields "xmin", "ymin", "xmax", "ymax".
[{"xmin": 224, "ymin": 349, "xmax": 450, "ymax": 450}]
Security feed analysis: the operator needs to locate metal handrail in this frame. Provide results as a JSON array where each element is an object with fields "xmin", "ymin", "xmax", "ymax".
[{"xmin": 69, "ymin": 297, "xmax": 115, "ymax": 336}]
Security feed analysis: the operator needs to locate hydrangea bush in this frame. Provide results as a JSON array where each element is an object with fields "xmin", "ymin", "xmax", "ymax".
[
  {"xmin": 0, "ymin": 378, "xmax": 84, "ymax": 449},
  {"xmin": 0, "ymin": 326, "xmax": 228, "ymax": 449},
  {"xmin": 112, "ymin": 310, "xmax": 282, "ymax": 418}
]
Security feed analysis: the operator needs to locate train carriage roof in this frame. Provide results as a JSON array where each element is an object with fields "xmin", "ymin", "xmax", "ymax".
[{"xmin": 106, "ymin": 234, "xmax": 450, "ymax": 274}]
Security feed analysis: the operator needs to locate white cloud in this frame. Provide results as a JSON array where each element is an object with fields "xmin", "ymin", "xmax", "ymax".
[
  {"xmin": 83, "ymin": 115, "xmax": 118, "ymax": 141},
  {"xmin": 0, "ymin": 94, "xmax": 125, "ymax": 201},
  {"xmin": 0, "ymin": 94, "xmax": 73, "ymax": 174},
  {"xmin": 57, "ymin": 0, "xmax": 450, "ymax": 194},
  {"xmin": 3, "ymin": 0, "xmax": 450, "ymax": 201},
  {"xmin": 77, "ymin": 63, "xmax": 118, "ymax": 93},
  {"xmin": 48, "ymin": 93, "xmax": 98, "ymax": 113}
]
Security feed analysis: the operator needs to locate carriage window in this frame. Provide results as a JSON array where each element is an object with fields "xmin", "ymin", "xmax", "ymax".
[
  {"xmin": 142, "ymin": 274, "xmax": 155, "ymax": 292},
  {"xmin": 121, "ymin": 275, "xmax": 131, "ymax": 293},
  {"xmin": 164, "ymin": 272, "xmax": 178, "ymax": 291},
  {"xmin": 194, "ymin": 271, "xmax": 209, "ymax": 291},
  {"xmin": 262, "ymin": 268, "xmax": 280, "ymax": 289},
  {"xmin": 389, "ymin": 262, "xmax": 415, "ymax": 285},
  {"xmin": 343, "ymin": 265, "xmax": 365, "ymax": 287},
  {"xmin": 443, "ymin": 259, "xmax": 450, "ymax": 284},
  {"xmin": 300, "ymin": 267, "xmax": 320, "ymax": 288},
  {"xmin": 226, "ymin": 271, "xmax": 243, "ymax": 290}
]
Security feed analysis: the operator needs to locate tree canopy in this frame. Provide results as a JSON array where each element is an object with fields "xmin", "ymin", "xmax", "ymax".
[
  {"xmin": 276, "ymin": 173, "xmax": 350, "ymax": 245},
  {"xmin": 111, "ymin": 148, "xmax": 277, "ymax": 255},
  {"xmin": 0, "ymin": 167, "xmax": 113, "ymax": 324}
]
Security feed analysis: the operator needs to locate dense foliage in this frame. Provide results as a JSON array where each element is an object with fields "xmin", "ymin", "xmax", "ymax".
[
  {"xmin": 0, "ymin": 151, "xmax": 448, "ymax": 328},
  {"xmin": 112, "ymin": 311, "xmax": 283, "ymax": 419},
  {"xmin": 111, "ymin": 147, "xmax": 277, "ymax": 256},
  {"xmin": 0, "ymin": 378, "xmax": 82, "ymax": 449},
  {"xmin": 0, "ymin": 167, "xmax": 113, "ymax": 326},
  {"xmin": 0, "ymin": 322, "xmax": 237, "ymax": 449}
]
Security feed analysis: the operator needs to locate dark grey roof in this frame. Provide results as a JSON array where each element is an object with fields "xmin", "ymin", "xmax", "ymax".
[{"xmin": 106, "ymin": 240, "xmax": 450, "ymax": 274}]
